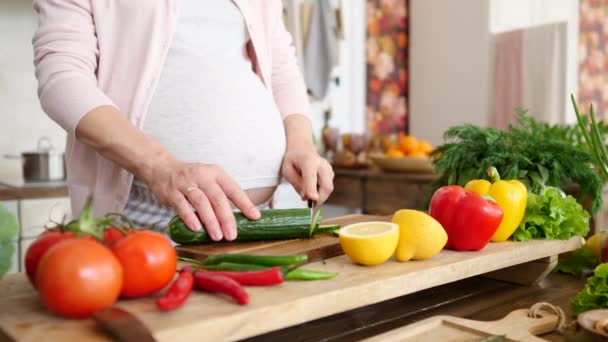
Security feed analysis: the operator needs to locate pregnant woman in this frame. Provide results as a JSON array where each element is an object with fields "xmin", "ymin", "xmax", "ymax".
[{"xmin": 32, "ymin": 0, "xmax": 334, "ymax": 240}]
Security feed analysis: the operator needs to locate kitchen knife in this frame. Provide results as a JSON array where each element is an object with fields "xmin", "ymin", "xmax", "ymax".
[{"xmin": 92, "ymin": 307, "xmax": 156, "ymax": 342}]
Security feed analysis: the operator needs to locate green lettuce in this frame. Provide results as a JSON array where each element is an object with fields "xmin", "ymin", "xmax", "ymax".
[
  {"xmin": 554, "ymin": 248, "xmax": 598, "ymax": 277},
  {"xmin": 512, "ymin": 186, "xmax": 590, "ymax": 241},
  {"xmin": 0, "ymin": 203, "xmax": 19, "ymax": 279},
  {"xmin": 571, "ymin": 263, "xmax": 608, "ymax": 317}
]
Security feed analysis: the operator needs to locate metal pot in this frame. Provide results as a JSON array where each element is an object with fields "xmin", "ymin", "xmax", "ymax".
[{"xmin": 5, "ymin": 137, "xmax": 66, "ymax": 182}]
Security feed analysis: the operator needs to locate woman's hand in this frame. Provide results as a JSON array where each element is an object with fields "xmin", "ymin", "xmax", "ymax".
[
  {"xmin": 281, "ymin": 144, "xmax": 335, "ymax": 205},
  {"xmin": 143, "ymin": 156, "xmax": 260, "ymax": 240}
]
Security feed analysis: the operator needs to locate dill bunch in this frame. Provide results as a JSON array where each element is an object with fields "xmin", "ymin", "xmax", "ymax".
[{"xmin": 428, "ymin": 112, "xmax": 603, "ymax": 213}]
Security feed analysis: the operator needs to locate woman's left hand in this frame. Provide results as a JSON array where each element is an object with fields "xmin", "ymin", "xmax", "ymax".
[{"xmin": 281, "ymin": 144, "xmax": 334, "ymax": 205}]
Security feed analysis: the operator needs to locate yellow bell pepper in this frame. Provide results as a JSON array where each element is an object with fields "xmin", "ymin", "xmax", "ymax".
[{"xmin": 464, "ymin": 167, "xmax": 528, "ymax": 242}]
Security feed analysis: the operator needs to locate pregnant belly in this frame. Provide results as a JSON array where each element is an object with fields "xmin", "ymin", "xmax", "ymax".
[{"xmin": 245, "ymin": 186, "xmax": 278, "ymax": 207}]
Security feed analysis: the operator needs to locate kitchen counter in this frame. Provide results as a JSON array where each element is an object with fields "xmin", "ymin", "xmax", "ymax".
[
  {"xmin": 0, "ymin": 179, "xmax": 70, "ymax": 273},
  {"xmin": 0, "ymin": 180, "xmax": 68, "ymax": 201}
]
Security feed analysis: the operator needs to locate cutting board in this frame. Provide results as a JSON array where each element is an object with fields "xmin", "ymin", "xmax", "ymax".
[
  {"xmin": 364, "ymin": 308, "xmax": 559, "ymax": 341},
  {"xmin": 175, "ymin": 214, "xmax": 391, "ymax": 261},
  {"xmin": 0, "ymin": 214, "xmax": 583, "ymax": 342}
]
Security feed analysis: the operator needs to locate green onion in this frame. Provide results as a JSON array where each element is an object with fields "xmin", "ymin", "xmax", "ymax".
[{"xmin": 571, "ymin": 94, "xmax": 608, "ymax": 179}]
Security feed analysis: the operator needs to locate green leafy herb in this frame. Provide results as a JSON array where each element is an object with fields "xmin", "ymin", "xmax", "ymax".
[
  {"xmin": 554, "ymin": 248, "xmax": 598, "ymax": 277},
  {"xmin": 0, "ymin": 203, "xmax": 19, "ymax": 279},
  {"xmin": 515, "ymin": 108, "xmax": 608, "ymax": 152},
  {"xmin": 571, "ymin": 263, "xmax": 608, "ymax": 317},
  {"xmin": 428, "ymin": 110, "xmax": 603, "ymax": 213},
  {"xmin": 513, "ymin": 187, "xmax": 590, "ymax": 241}
]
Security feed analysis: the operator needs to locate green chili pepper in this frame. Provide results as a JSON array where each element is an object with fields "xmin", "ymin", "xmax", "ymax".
[
  {"xmin": 201, "ymin": 262, "xmax": 267, "ymax": 272},
  {"xmin": 283, "ymin": 268, "xmax": 337, "ymax": 281},
  {"xmin": 202, "ymin": 254, "xmax": 308, "ymax": 267},
  {"xmin": 196, "ymin": 262, "xmax": 336, "ymax": 281}
]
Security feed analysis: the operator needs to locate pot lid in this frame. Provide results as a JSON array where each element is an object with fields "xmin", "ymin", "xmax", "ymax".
[{"xmin": 21, "ymin": 137, "xmax": 64, "ymax": 155}]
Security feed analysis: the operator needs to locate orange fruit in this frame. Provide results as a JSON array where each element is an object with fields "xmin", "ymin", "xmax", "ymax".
[
  {"xmin": 399, "ymin": 136, "xmax": 419, "ymax": 154},
  {"xmin": 418, "ymin": 140, "xmax": 434, "ymax": 155},
  {"xmin": 381, "ymin": 135, "xmax": 398, "ymax": 152},
  {"xmin": 386, "ymin": 147, "xmax": 405, "ymax": 158}
]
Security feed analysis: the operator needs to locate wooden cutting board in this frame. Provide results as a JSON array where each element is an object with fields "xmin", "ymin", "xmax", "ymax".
[
  {"xmin": 175, "ymin": 214, "xmax": 391, "ymax": 261},
  {"xmin": 364, "ymin": 308, "xmax": 559, "ymax": 341},
  {"xmin": 0, "ymin": 213, "xmax": 583, "ymax": 342}
]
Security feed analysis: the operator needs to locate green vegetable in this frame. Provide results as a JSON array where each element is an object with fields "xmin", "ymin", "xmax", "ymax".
[
  {"xmin": 428, "ymin": 110, "xmax": 603, "ymax": 213},
  {"xmin": 284, "ymin": 268, "xmax": 337, "ymax": 281},
  {"xmin": 513, "ymin": 187, "xmax": 590, "ymax": 241},
  {"xmin": 514, "ymin": 108, "xmax": 608, "ymax": 152},
  {"xmin": 554, "ymin": 248, "xmax": 598, "ymax": 277},
  {"xmin": 309, "ymin": 208, "xmax": 323, "ymax": 237},
  {"xmin": 203, "ymin": 254, "xmax": 308, "ymax": 267},
  {"xmin": 571, "ymin": 263, "xmax": 608, "ymax": 317},
  {"xmin": 573, "ymin": 95, "xmax": 608, "ymax": 181},
  {"xmin": 168, "ymin": 208, "xmax": 338, "ymax": 244},
  {"xmin": 195, "ymin": 262, "xmax": 267, "ymax": 272},
  {"xmin": 0, "ymin": 204, "xmax": 19, "ymax": 279}
]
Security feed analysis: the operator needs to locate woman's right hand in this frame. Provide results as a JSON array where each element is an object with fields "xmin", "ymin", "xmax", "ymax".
[{"xmin": 143, "ymin": 157, "xmax": 260, "ymax": 241}]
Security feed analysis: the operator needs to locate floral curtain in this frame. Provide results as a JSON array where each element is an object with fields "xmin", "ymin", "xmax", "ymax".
[
  {"xmin": 366, "ymin": 0, "xmax": 408, "ymax": 135},
  {"xmin": 579, "ymin": 0, "xmax": 608, "ymax": 118}
]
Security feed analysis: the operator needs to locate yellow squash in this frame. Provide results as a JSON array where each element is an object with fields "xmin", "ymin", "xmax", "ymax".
[{"xmin": 465, "ymin": 167, "xmax": 528, "ymax": 242}]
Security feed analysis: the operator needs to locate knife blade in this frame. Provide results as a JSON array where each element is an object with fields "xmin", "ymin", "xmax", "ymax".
[{"xmin": 307, "ymin": 199, "xmax": 317, "ymax": 226}]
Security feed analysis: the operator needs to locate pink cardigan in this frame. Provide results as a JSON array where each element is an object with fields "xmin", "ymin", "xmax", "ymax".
[{"xmin": 32, "ymin": 0, "xmax": 310, "ymax": 216}]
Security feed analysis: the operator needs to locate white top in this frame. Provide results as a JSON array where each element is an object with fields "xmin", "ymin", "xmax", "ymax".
[{"xmin": 143, "ymin": 0, "xmax": 286, "ymax": 190}]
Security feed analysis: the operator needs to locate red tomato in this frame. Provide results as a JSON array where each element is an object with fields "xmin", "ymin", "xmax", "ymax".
[
  {"xmin": 25, "ymin": 231, "xmax": 75, "ymax": 287},
  {"xmin": 36, "ymin": 238, "xmax": 123, "ymax": 318},
  {"xmin": 103, "ymin": 227, "xmax": 135, "ymax": 247},
  {"xmin": 111, "ymin": 230, "xmax": 177, "ymax": 298}
]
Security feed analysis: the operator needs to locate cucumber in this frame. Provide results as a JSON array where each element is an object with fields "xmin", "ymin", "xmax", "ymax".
[{"xmin": 168, "ymin": 208, "xmax": 339, "ymax": 244}]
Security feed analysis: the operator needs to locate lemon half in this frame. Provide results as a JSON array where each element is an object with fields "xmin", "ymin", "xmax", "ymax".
[{"xmin": 339, "ymin": 222, "xmax": 399, "ymax": 266}]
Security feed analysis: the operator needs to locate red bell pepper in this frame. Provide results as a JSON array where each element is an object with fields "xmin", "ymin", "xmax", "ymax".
[{"xmin": 429, "ymin": 185, "xmax": 503, "ymax": 251}]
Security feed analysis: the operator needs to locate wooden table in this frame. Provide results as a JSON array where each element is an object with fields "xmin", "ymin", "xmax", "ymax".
[{"xmin": 326, "ymin": 167, "xmax": 437, "ymax": 215}]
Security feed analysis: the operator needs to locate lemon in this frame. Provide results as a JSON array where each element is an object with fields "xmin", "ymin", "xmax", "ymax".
[
  {"xmin": 339, "ymin": 222, "xmax": 399, "ymax": 266},
  {"xmin": 392, "ymin": 209, "xmax": 447, "ymax": 262}
]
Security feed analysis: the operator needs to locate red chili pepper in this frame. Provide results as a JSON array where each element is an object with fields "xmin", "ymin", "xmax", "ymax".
[
  {"xmin": 198, "ymin": 267, "xmax": 284, "ymax": 286},
  {"xmin": 156, "ymin": 268, "xmax": 194, "ymax": 311},
  {"xmin": 193, "ymin": 270, "xmax": 249, "ymax": 305}
]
